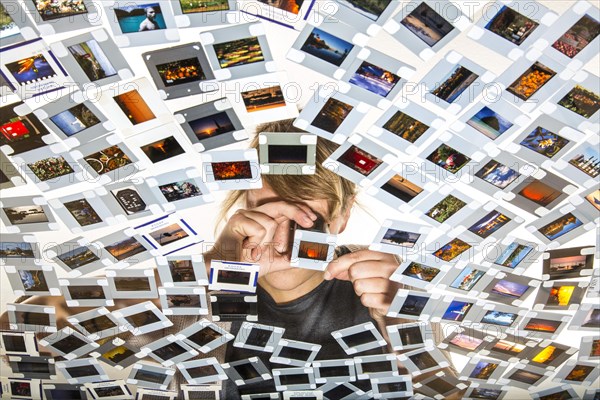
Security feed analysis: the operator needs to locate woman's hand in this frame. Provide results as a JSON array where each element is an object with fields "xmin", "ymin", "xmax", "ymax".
[
  {"xmin": 204, "ymin": 201, "xmax": 318, "ymax": 275},
  {"xmin": 323, "ymin": 249, "xmax": 402, "ymax": 319}
]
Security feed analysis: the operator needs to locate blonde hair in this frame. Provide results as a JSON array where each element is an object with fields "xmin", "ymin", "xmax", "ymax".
[{"xmin": 218, "ymin": 119, "xmax": 357, "ymax": 222}]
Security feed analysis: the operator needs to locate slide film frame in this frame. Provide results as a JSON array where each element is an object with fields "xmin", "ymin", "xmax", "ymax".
[
  {"xmin": 506, "ymin": 169, "xmax": 576, "ymax": 217},
  {"xmin": 520, "ymin": 341, "xmax": 577, "ymax": 370},
  {"xmin": 22, "ymin": 0, "xmax": 100, "ymax": 35},
  {"xmin": 0, "ymin": 331, "xmax": 38, "ymax": 356},
  {"xmin": 504, "ymin": 114, "xmax": 584, "ymax": 169},
  {"xmin": 100, "ymin": 180, "xmax": 159, "ymax": 222},
  {"xmin": 541, "ymin": 245, "xmax": 596, "ymax": 280},
  {"xmin": 175, "ymin": 97, "xmax": 247, "ymax": 152},
  {"xmin": 146, "ymin": 168, "xmax": 214, "ymax": 212},
  {"xmin": 210, "ymin": 293, "xmax": 258, "ymax": 322},
  {"xmin": 6, "ymin": 303, "xmax": 56, "ymax": 333},
  {"xmin": 201, "ymin": 149, "xmax": 262, "ymax": 191},
  {"xmin": 287, "ymin": 18, "xmax": 369, "ymax": 80},
  {"xmin": 466, "ymin": 152, "xmax": 535, "ymax": 200},
  {"xmin": 227, "ymin": 72, "xmax": 300, "ymax": 125},
  {"xmin": 479, "ymin": 333, "xmax": 540, "ymax": 363},
  {"xmin": 438, "ymin": 327, "xmax": 492, "ymax": 357},
  {"xmin": 353, "ymin": 353, "xmax": 398, "ymax": 380},
  {"xmin": 70, "ymin": 134, "xmax": 142, "ymax": 185},
  {"xmin": 413, "ymin": 370, "xmax": 467, "ymax": 400},
  {"xmin": 578, "ymin": 336, "xmax": 600, "ymax": 362},
  {"xmin": 368, "ymin": 98, "xmax": 445, "ymax": 156},
  {"xmin": 325, "ymin": 133, "xmax": 397, "ymax": 187},
  {"xmin": 0, "ymin": 233, "xmax": 42, "ymax": 265},
  {"xmin": 387, "ymin": 321, "xmax": 434, "ymax": 351},
  {"xmin": 430, "ymin": 234, "xmax": 480, "ymax": 265},
  {"xmin": 458, "ymin": 357, "xmax": 509, "ymax": 383},
  {"xmin": 553, "ymin": 359, "xmax": 600, "ymax": 386},
  {"xmin": 552, "ymin": 134, "xmax": 600, "ymax": 189},
  {"xmin": 322, "ymin": 0, "xmax": 399, "ymax": 37},
  {"xmin": 289, "ymin": 228, "xmax": 337, "ymax": 271},
  {"xmin": 496, "ymin": 52, "xmax": 571, "ymax": 113},
  {"xmin": 0, "ymin": 377, "xmax": 42, "ymax": 399},
  {"xmin": 0, "ymin": 101, "xmax": 53, "ymax": 156},
  {"xmin": 418, "ymin": 50, "xmax": 495, "ymax": 114},
  {"xmin": 233, "ymin": 321, "xmax": 285, "ymax": 353},
  {"xmin": 259, "ymin": 132, "xmax": 317, "ymax": 175},
  {"xmin": 176, "ymin": 318, "xmax": 234, "ymax": 353},
  {"xmin": 209, "ymin": 260, "xmax": 260, "ymax": 293},
  {"xmin": 171, "ymin": 0, "xmax": 237, "ymax": 28},
  {"xmin": 389, "ymin": 256, "xmax": 449, "ymax": 291},
  {"xmin": 67, "ymin": 307, "xmax": 120, "ymax": 340},
  {"xmin": 126, "ymin": 362, "xmax": 175, "ymax": 390},
  {"xmin": 318, "ymin": 381, "xmax": 365, "ymax": 399},
  {"xmin": 385, "ymin": 0, "xmax": 471, "ymax": 61},
  {"xmin": 411, "ymin": 184, "xmax": 482, "ymax": 232},
  {"xmin": 571, "ymin": 185, "xmax": 600, "ymax": 222},
  {"xmin": 136, "ymin": 388, "xmax": 177, "ymax": 400},
  {"xmin": 332, "ymin": 321, "xmax": 387, "ymax": 355},
  {"xmin": 48, "ymin": 191, "xmax": 115, "ymax": 234},
  {"xmin": 33, "ymin": 91, "xmax": 112, "ymax": 147},
  {"xmin": 273, "ymin": 367, "xmax": 316, "ymax": 391},
  {"xmin": 515, "ymin": 310, "xmax": 571, "ymax": 340},
  {"xmin": 313, "ymin": 358, "xmax": 356, "ymax": 384},
  {"xmin": 0, "ymin": 1, "xmax": 39, "ymax": 47},
  {"xmin": 102, "ymin": 0, "xmax": 179, "ymax": 47},
  {"xmin": 105, "ymin": 268, "xmax": 158, "ymax": 299},
  {"xmin": 294, "ymin": 84, "xmax": 369, "ymax": 145},
  {"xmin": 371, "ymin": 167, "xmax": 439, "ymax": 217},
  {"xmin": 0, "ymin": 195, "xmax": 59, "ymax": 233},
  {"xmin": 85, "ymin": 380, "xmax": 132, "ymax": 400},
  {"xmin": 95, "ymin": 77, "xmax": 172, "ymax": 138},
  {"xmin": 125, "ymin": 123, "xmax": 196, "ymax": 171},
  {"xmin": 526, "ymin": 204, "xmax": 594, "ymax": 247},
  {"xmin": 531, "ymin": 385, "xmax": 579, "ymax": 400},
  {"xmin": 241, "ymin": 394, "xmax": 280, "ymax": 400},
  {"xmin": 0, "ymin": 151, "xmax": 26, "ymax": 190},
  {"xmin": 91, "ymin": 338, "xmax": 140, "ymax": 370},
  {"xmin": 113, "ymin": 301, "xmax": 173, "ymax": 336},
  {"xmin": 4, "ymin": 264, "xmax": 61, "ymax": 297},
  {"xmin": 134, "ymin": 213, "xmax": 201, "ymax": 256},
  {"xmin": 270, "ymin": 338, "xmax": 321, "ymax": 367},
  {"xmin": 156, "ymin": 255, "xmax": 208, "ymax": 287},
  {"xmin": 387, "ymin": 290, "xmax": 440, "ymax": 320},
  {"xmin": 482, "ymin": 237, "xmax": 543, "ymax": 275},
  {"xmin": 200, "ymin": 23, "xmax": 275, "ymax": 82},
  {"xmin": 0, "ymin": 37, "xmax": 69, "ymax": 99},
  {"xmin": 470, "ymin": 302, "xmax": 527, "ymax": 334},
  {"xmin": 541, "ymin": 71, "xmax": 600, "ymax": 134},
  {"xmin": 468, "ymin": 0, "xmax": 556, "ymax": 60},
  {"xmin": 397, "ymin": 346, "xmax": 450, "ymax": 376},
  {"xmin": 55, "ymin": 358, "xmax": 108, "ymax": 385},
  {"xmin": 8, "ymin": 355, "xmax": 56, "ymax": 380},
  {"xmin": 46, "ymin": 237, "xmax": 109, "ymax": 277},
  {"xmin": 12, "ymin": 142, "xmax": 84, "ymax": 192},
  {"xmin": 568, "ymin": 303, "xmax": 600, "ymax": 331},
  {"xmin": 463, "ymin": 384, "xmax": 507, "ymax": 400},
  {"xmin": 49, "ymin": 28, "xmax": 132, "ymax": 90},
  {"xmin": 239, "ymin": 0, "xmax": 316, "ymax": 31},
  {"xmin": 222, "ymin": 356, "xmax": 272, "ymax": 386},
  {"xmin": 138, "ymin": 335, "xmax": 198, "ymax": 367},
  {"xmin": 94, "ymin": 229, "xmax": 154, "ymax": 268},
  {"xmin": 430, "ymin": 295, "xmax": 486, "ymax": 325},
  {"xmin": 370, "ymin": 375, "xmax": 412, "ymax": 399},
  {"xmin": 158, "ymin": 286, "xmax": 209, "ymax": 316},
  {"xmin": 177, "ymin": 357, "xmax": 227, "ymax": 385},
  {"xmin": 335, "ymin": 47, "xmax": 416, "ymax": 109},
  {"xmin": 369, "ymin": 219, "xmax": 431, "ymax": 256},
  {"xmin": 586, "ymin": 269, "xmax": 600, "ymax": 299},
  {"xmin": 477, "ymin": 272, "xmax": 540, "ymax": 307},
  {"xmin": 540, "ymin": 0, "xmax": 600, "ymax": 70},
  {"xmin": 533, "ymin": 280, "xmax": 588, "ymax": 311},
  {"xmin": 142, "ymin": 42, "xmax": 216, "ymax": 100},
  {"xmin": 61, "ymin": 277, "xmax": 113, "ymax": 308},
  {"xmin": 181, "ymin": 384, "xmax": 221, "ymax": 400},
  {"xmin": 39, "ymin": 326, "xmax": 99, "ymax": 361},
  {"xmin": 283, "ymin": 390, "xmax": 323, "ymax": 400}
]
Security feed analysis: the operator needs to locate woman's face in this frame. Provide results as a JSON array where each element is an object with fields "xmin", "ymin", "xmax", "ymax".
[{"xmin": 246, "ymin": 184, "xmax": 350, "ymax": 292}]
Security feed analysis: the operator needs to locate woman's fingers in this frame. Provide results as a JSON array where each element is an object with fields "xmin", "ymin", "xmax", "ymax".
[
  {"xmin": 352, "ymin": 277, "xmax": 395, "ymax": 297},
  {"xmin": 253, "ymin": 201, "xmax": 317, "ymax": 228}
]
